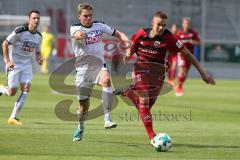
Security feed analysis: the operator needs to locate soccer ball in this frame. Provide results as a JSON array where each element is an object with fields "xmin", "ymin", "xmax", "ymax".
[{"xmin": 152, "ymin": 133, "xmax": 172, "ymax": 152}]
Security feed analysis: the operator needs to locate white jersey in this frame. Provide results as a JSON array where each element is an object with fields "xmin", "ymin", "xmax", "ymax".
[
  {"xmin": 6, "ymin": 26, "xmax": 42, "ymax": 68},
  {"xmin": 70, "ymin": 21, "xmax": 115, "ymax": 62}
]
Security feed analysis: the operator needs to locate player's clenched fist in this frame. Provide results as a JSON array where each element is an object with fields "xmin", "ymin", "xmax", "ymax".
[
  {"xmin": 36, "ymin": 55, "xmax": 43, "ymax": 65},
  {"xmin": 6, "ymin": 60, "xmax": 15, "ymax": 71},
  {"xmin": 73, "ymin": 31, "xmax": 86, "ymax": 40}
]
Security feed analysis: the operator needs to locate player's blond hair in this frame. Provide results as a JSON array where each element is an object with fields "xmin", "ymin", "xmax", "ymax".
[
  {"xmin": 77, "ymin": 3, "xmax": 94, "ymax": 15},
  {"xmin": 154, "ymin": 11, "xmax": 168, "ymax": 19},
  {"xmin": 182, "ymin": 17, "xmax": 191, "ymax": 23}
]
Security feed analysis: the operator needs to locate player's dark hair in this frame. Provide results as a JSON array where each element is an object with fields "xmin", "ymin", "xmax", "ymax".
[
  {"xmin": 77, "ymin": 3, "xmax": 94, "ymax": 15},
  {"xmin": 28, "ymin": 10, "xmax": 40, "ymax": 17},
  {"xmin": 154, "ymin": 11, "xmax": 168, "ymax": 19}
]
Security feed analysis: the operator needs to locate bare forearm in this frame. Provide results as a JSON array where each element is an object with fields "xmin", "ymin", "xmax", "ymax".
[
  {"xmin": 2, "ymin": 40, "xmax": 11, "ymax": 62},
  {"xmin": 114, "ymin": 30, "xmax": 133, "ymax": 62},
  {"xmin": 114, "ymin": 30, "xmax": 130, "ymax": 43}
]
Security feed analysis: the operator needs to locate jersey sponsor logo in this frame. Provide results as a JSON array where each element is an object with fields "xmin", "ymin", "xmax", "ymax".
[
  {"xmin": 21, "ymin": 41, "xmax": 37, "ymax": 53},
  {"xmin": 154, "ymin": 41, "xmax": 161, "ymax": 47},
  {"xmin": 85, "ymin": 36, "xmax": 101, "ymax": 45},
  {"xmin": 176, "ymin": 40, "xmax": 183, "ymax": 49},
  {"xmin": 140, "ymin": 48, "xmax": 158, "ymax": 54},
  {"xmin": 181, "ymin": 39, "xmax": 191, "ymax": 43},
  {"xmin": 86, "ymin": 30, "xmax": 102, "ymax": 37},
  {"xmin": 180, "ymin": 33, "xmax": 193, "ymax": 39},
  {"xmin": 85, "ymin": 30, "xmax": 103, "ymax": 45}
]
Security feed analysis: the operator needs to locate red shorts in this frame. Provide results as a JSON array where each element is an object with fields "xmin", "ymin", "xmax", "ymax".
[{"xmin": 132, "ymin": 62, "xmax": 165, "ymax": 99}]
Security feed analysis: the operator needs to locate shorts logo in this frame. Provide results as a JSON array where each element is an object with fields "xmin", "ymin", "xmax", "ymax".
[{"xmin": 176, "ymin": 40, "xmax": 183, "ymax": 48}]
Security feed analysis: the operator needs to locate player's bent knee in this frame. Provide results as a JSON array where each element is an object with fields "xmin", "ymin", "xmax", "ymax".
[
  {"xmin": 23, "ymin": 89, "xmax": 30, "ymax": 93},
  {"xmin": 101, "ymin": 78, "xmax": 111, "ymax": 87},
  {"xmin": 8, "ymin": 92, "xmax": 16, "ymax": 96},
  {"xmin": 8, "ymin": 89, "xmax": 17, "ymax": 96},
  {"xmin": 21, "ymin": 85, "xmax": 31, "ymax": 93}
]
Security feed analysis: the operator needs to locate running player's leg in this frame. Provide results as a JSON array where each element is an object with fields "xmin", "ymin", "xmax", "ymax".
[
  {"xmin": 124, "ymin": 87, "xmax": 140, "ymax": 108},
  {"xmin": 126, "ymin": 72, "xmax": 163, "ymax": 141},
  {"xmin": 114, "ymin": 84, "xmax": 157, "ymax": 140},
  {"xmin": 0, "ymin": 68, "xmax": 18, "ymax": 96},
  {"xmin": 8, "ymin": 67, "xmax": 32, "ymax": 125},
  {"xmin": 138, "ymin": 97, "xmax": 156, "ymax": 140},
  {"xmin": 114, "ymin": 84, "xmax": 156, "ymax": 140},
  {"xmin": 1, "ymin": 68, "xmax": 20, "ymax": 124},
  {"xmin": 73, "ymin": 98, "xmax": 89, "ymax": 142},
  {"xmin": 8, "ymin": 83, "xmax": 29, "ymax": 125},
  {"xmin": 138, "ymin": 79, "xmax": 163, "ymax": 141},
  {"xmin": 98, "ymin": 69, "xmax": 117, "ymax": 129},
  {"xmin": 73, "ymin": 71, "xmax": 92, "ymax": 141},
  {"xmin": 2, "ymin": 69, "xmax": 20, "ymax": 124},
  {"xmin": 176, "ymin": 53, "xmax": 188, "ymax": 96}
]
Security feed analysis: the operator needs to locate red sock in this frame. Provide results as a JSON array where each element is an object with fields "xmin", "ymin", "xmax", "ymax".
[
  {"xmin": 125, "ymin": 89, "xmax": 139, "ymax": 109},
  {"xmin": 139, "ymin": 106, "xmax": 155, "ymax": 140}
]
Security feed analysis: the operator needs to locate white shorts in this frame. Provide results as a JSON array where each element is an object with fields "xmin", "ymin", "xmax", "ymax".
[
  {"xmin": 7, "ymin": 66, "xmax": 33, "ymax": 88},
  {"xmin": 75, "ymin": 56, "xmax": 107, "ymax": 100}
]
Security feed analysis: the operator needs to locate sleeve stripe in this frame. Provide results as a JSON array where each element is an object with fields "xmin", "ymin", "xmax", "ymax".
[
  {"xmin": 111, "ymin": 29, "xmax": 116, "ymax": 36},
  {"xmin": 5, "ymin": 39, "xmax": 12, "ymax": 45}
]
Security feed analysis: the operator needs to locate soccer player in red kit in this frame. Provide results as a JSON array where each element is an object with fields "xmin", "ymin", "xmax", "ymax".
[
  {"xmin": 114, "ymin": 11, "xmax": 215, "ymax": 148},
  {"xmin": 176, "ymin": 17, "xmax": 201, "ymax": 96},
  {"xmin": 167, "ymin": 23, "xmax": 178, "ymax": 86}
]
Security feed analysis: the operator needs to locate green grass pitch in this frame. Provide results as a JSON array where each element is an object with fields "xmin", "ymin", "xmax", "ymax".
[{"xmin": 0, "ymin": 74, "xmax": 240, "ymax": 160}]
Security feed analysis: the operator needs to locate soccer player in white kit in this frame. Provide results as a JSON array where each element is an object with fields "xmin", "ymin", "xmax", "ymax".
[
  {"xmin": 71, "ymin": 3, "xmax": 131, "ymax": 141},
  {"xmin": 0, "ymin": 10, "xmax": 43, "ymax": 125}
]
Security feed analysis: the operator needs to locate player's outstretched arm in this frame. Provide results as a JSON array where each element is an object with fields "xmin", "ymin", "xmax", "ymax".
[
  {"xmin": 114, "ymin": 30, "xmax": 133, "ymax": 63},
  {"xmin": 181, "ymin": 47, "xmax": 216, "ymax": 85},
  {"xmin": 114, "ymin": 30, "xmax": 129, "ymax": 42}
]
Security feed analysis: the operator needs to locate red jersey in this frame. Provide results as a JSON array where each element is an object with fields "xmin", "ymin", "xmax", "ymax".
[
  {"xmin": 130, "ymin": 28, "xmax": 185, "ymax": 85},
  {"xmin": 176, "ymin": 29, "xmax": 200, "ymax": 53},
  {"xmin": 131, "ymin": 28, "xmax": 184, "ymax": 65}
]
